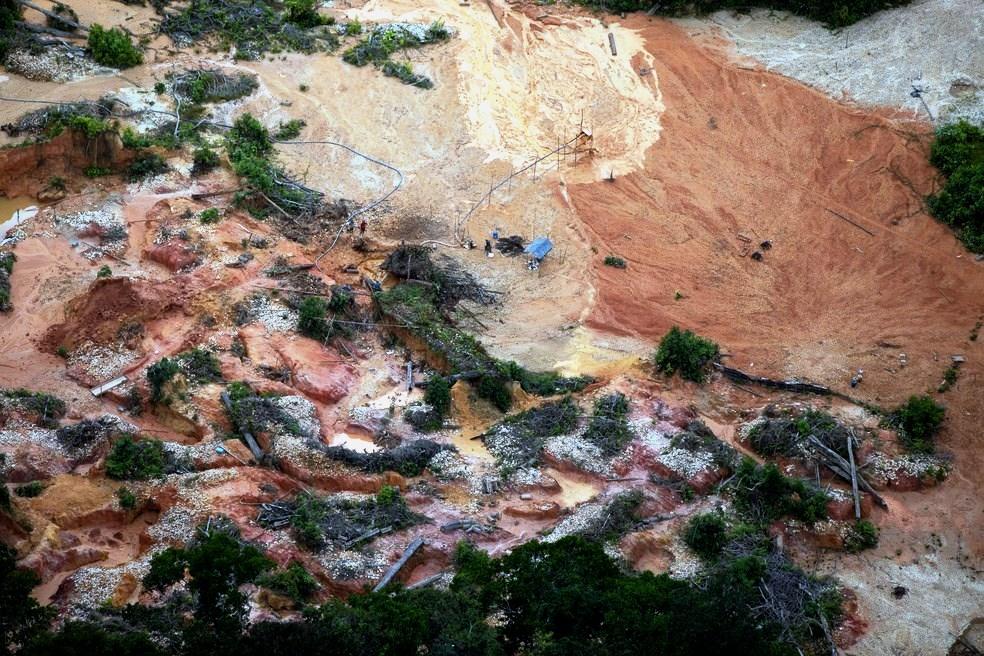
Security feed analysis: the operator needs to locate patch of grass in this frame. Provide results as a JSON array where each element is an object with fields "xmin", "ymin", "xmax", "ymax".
[
  {"xmin": 653, "ymin": 326, "xmax": 719, "ymax": 383},
  {"xmin": 88, "ymin": 24, "xmax": 143, "ymax": 69},
  {"xmin": 105, "ymin": 435, "xmax": 166, "ymax": 480}
]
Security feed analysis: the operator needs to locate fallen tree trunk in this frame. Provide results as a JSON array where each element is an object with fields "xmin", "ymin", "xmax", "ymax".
[
  {"xmin": 220, "ymin": 392, "xmax": 264, "ymax": 462},
  {"xmin": 373, "ymin": 537, "xmax": 424, "ymax": 592},
  {"xmin": 18, "ymin": 0, "xmax": 88, "ymax": 32},
  {"xmin": 714, "ymin": 363, "xmax": 831, "ymax": 395},
  {"xmin": 807, "ymin": 435, "xmax": 887, "ymax": 509}
]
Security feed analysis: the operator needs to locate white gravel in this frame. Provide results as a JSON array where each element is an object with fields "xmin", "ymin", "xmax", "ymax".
[
  {"xmin": 67, "ymin": 342, "xmax": 139, "ymax": 383},
  {"xmin": 541, "ymin": 502, "xmax": 605, "ymax": 543},
  {"xmin": 686, "ymin": 0, "xmax": 984, "ymax": 123},
  {"xmin": 655, "ymin": 447, "xmax": 715, "ymax": 479}
]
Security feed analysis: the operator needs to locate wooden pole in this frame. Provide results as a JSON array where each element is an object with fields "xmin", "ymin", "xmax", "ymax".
[
  {"xmin": 373, "ymin": 537, "xmax": 424, "ymax": 591},
  {"xmin": 847, "ymin": 431, "xmax": 861, "ymax": 520}
]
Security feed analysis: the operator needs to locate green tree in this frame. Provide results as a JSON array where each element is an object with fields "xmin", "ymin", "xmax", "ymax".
[
  {"xmin": 297, "ymin": 296, "xmax": 330, "ymax": 342},
  {"xmin": 87, "ymin": 24, "xmax": 143, "ymax": 69},
  {"xmin": 0, "ymin": 545, "xmax": 54, "ymax": 653},
  {"xmin": 891, "ymin": 395, "xmax": 945, "ymax": 454},
  {"xmin": 653, "ymin": 326, "xmax": 720, "ymax": 383},
  {"xmin": 105, "ymin": 435, "xmax": 166, "ymax": 480},
  {"xmin": 423, "ymin": 375, "xmax": 451, "ymax": 417},
  {"xmin": 683, "ymin": 512, "xmax": 728, "ymax": 560}
]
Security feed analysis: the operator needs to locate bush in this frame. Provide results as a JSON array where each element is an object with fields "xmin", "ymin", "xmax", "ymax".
[
  {"xmin": 653, "ymin": 326, "xmax": 720, "ymax": 383},
  {"xmin": 116, "ymin": 486, "xmax": 137, "ymax": 509},
  {"xmin": 890, "ymin": 395, "xmax": 945, "ymax": 454},
  {"xmin": 273, "ymin": 119, "xmax": 305, "ymax": 140},
  {"xmin": 14, "ymin": 481, "xmax": 44, "ymax": 498},
  {"xmin": 731, "ymin": 458, "xmax": 828, "ymax": 524},
  {"xmin": 583, "ymin": 392, "xmax": 633, "ymax": 456},
  {"xmin": 191, "ymin": 146, "xmax": 220, "ymax": 175},
  {"xmin": 147, "ymin": 357, "xmax": 180, "ymax": 403},
  {"xmin": 684, "ymin": 512, "xmax": 728, "ymax": 560},
  {"xmin": 927, "ymin": 120, "xmax": 984, "ymax": 253},
  {"xmin": 105, "ymin": 435, "xmax": 166, "ymax": 480},
  {"xmin": 198, "ymin": 208, "xmax": 221, "ymax": 224},
  {"xmin": 477, "ymin": 375, "xmax": 512, "ymax": 412},
  {"xmin": 258, "ymin": 562, "xmax": 319, "ymax": 604},
  {"xmin": 96, "ymin": 265, "xmax": 113, "ymax": 278},
  {"xmin": 297, "ymin": 296, "xmax": 330, "ymax": 342},
  {"xmin": 284, "ymin": 0, "xmax": 326, "ymax": 27},
  {"xmin": 127, "ymin": 153, "xmax": 168, "ymax": 181},
  {"xmin": 844, "ymin": 519, "xmax": 878, "ymax": 553},
  {"xmin": 423, "ymin": 375, "xmax": 451, "ymax": 417},
  {"xmin": 88, "ymin": 24, "xmax": 143, "ymax": 69},
  {"xmin": 603, "ymin": 255, "xmax": 626, "ymax": 268},
  {"xmin": 345, "ymin": 19, "xmax": 362, "ymax": 35}
]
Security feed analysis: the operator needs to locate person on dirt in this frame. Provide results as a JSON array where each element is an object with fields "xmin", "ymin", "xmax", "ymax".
[
  {"xmin": 358, "ymin": 219, "xmax": 367, "ymax": 236},
  {"xmin": 485, "ymin": 239, "xmax": 493, "ymax": 257}
]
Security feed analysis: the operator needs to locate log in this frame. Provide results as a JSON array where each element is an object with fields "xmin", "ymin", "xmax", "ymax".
[
  {"xmin": 373, "ymin": 537, "xmax": 424, "ymax": 592},
  {"xmin": 406, "ymin": 572, "xmax": 446, "ymax": 590},
  {"xmin": 847, "ymin": 431, "xmax": 861, "ymax": 520},
  {"xmin": 18, "ymin": 1, "xmax": 88, "ymax": 32},
  {"xmin": 714, "ymin": 363, "xmax": 831, "ymax": 395},
  {"xmin": 220, "ymin": 392, "xmax": 263, "ymax": 462},
  {"xmin": 608, "ymin": 32, "xmax": 617, "ymax": 56},
  {"xmin": 806, "ymin": 435, "xmax": 887, "ymax": 509},
  {"xmin": 15, "ymin": 21, "xmax": 82, "ymax": 38}
]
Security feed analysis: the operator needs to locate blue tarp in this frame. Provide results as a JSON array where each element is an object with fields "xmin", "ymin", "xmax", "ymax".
[{"xmin": 524, "ymin": 237, "xmax": 553, "ymax": 260}]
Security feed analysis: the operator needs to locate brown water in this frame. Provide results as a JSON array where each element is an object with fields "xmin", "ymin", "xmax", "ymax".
[{"xmin": 0, "ymin": 196, "xmax": 38, "ymax": 237}]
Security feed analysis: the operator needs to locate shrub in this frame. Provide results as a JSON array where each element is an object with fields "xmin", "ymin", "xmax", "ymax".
[
  {"xmin": 890, "ymin": 395, "xmax": 945, "ymax": 454},
  {"xmin": 583, "ymin": 392, "xmax": 633, "ymax": 456},
  {"xmin": 273, "ymin": 119, "xmax": 305, "ymax": 141},
  {"xmin": 96, "ymin": 265, "xmax": 113, "ymax": 278},
  {"xmin": 128, "ymin": 153, "xmax": 168, "ymax": 181},
  {"xmin": 297, "ymin": 296, "xmax": 330, "ymax": 341},
  {"xmin": 284, "ymin": 0, "xmax": 326, "ymax": 27},
  {"xmin": 147, "ymin": 357, "xmax": 180, "ymax": 403},
  {"xmin": 116, "ymin": 486, "xmax": 137, "ymax": 509},
  {"xmin": 731, "ymin": 458, "xmax": 828, "ymax": 524},
  {"xmin": 423, "ymin": 375, "xmax": 451, "ymax": 417},
  {"xmin": 603, "ymin": 255, "xmax": 626, "ymax": 268},
  {"xmin": 14, "ymin": 481, "xmax": 44, "ymax": 498},
  {"xmin": 258, "ymin": 562, "xmax": 319, "ymax": 604},
  {"xmin": 477, "ymin": 375, "xmax": 512, "ymax": 412},
  {"xmin": 154, "ymin": 81, "xmax": 166, "ymax": 94},
  {"xmin": 88, "ymin": 24, "xmax": 143, "ymax": 69},
  {"xmin": 345, "ymin": 19, "xmax": 362, "ymax": 35},
  {"xmin": 192, "ymin": 146, "xmax": 220, "ymax": 175},
  {"xmin": 844, "ymin": 519, "xmax": 878, "ymax": 553},
  {"xmin": 653, "ymin": 326, "xmax": 719, "ymax": 383},
  {"xmin": 105, "ymin": 435, "xmax": 166, "ymax": 480},
  {"xmin": 684, "ymin": 512, "xmax": 728, "ymax": 560},
  {"xmin": 198, "ymin": 208, "xmax": 221, "ymax": 224}
]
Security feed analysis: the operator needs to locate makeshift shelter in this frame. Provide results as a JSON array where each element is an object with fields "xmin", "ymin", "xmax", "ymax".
[{"xmin": 524, "ymin": 237, "xmax": 553, "ymax": 262}]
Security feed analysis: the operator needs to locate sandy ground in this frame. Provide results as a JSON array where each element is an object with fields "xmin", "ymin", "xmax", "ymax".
[{"xmin": 0, "ymin": 1, "xmax": 982, "ymax": 653}]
